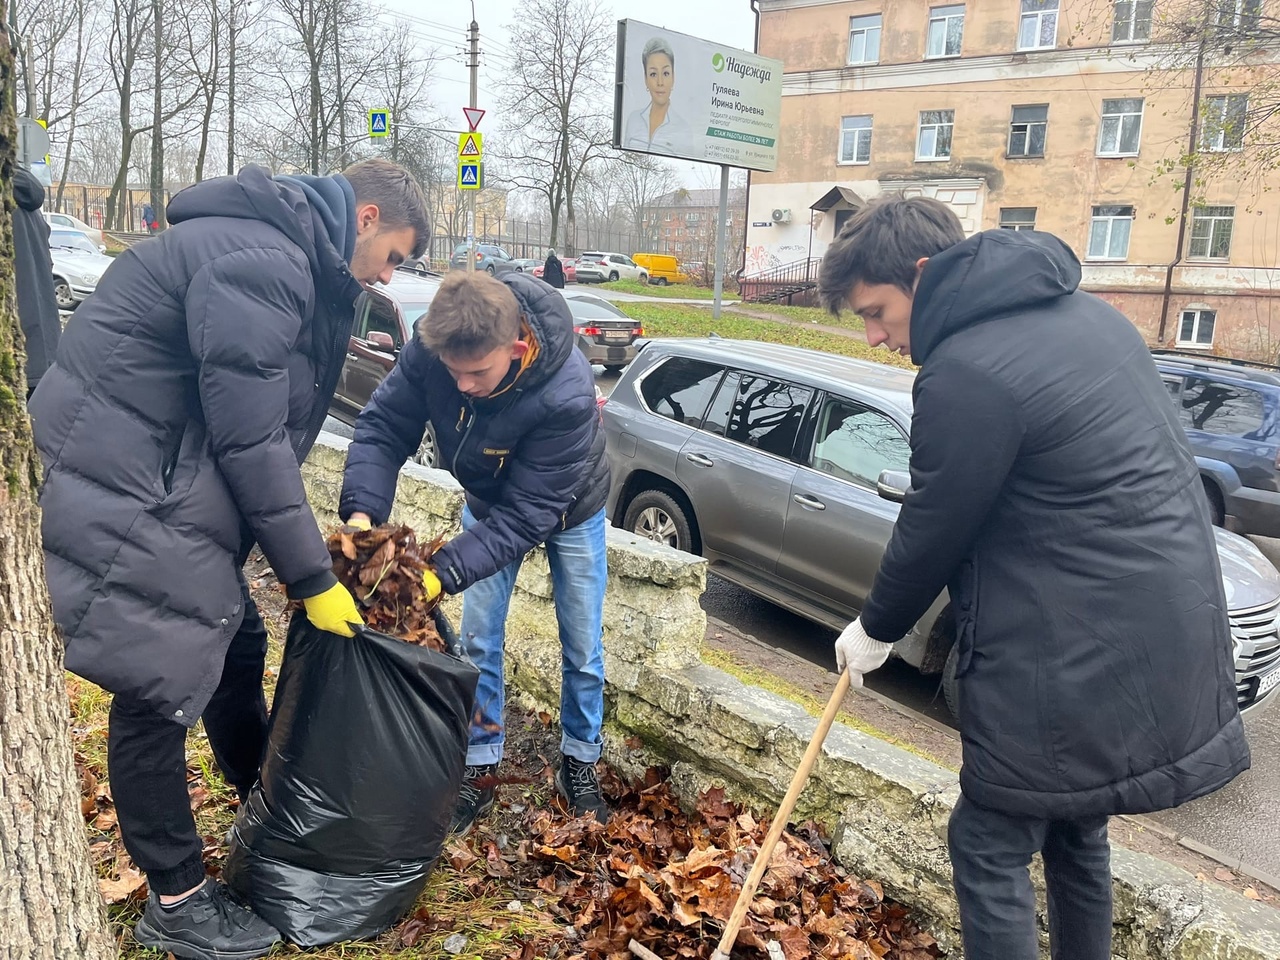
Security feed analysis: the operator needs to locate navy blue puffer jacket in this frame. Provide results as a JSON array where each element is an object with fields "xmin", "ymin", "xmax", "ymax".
[{"xmin": 339, "ymin": 273, "xmax": 608, "ymax": 593}]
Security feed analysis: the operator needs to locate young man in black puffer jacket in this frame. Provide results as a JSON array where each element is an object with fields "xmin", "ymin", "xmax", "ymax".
[{"xmin": 340, "ymin": 270, "xmax": 610, "ymax": 834}]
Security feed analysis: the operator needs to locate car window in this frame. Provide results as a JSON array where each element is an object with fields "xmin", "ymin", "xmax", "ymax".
[
  {"xmin": 399, "ymin": 301, "xmax": 432, "ymax": 330},
  {"xmin": 1179, "ymin": 377, "xmax": 1265, "ymax": 436},
  {"xmin": 355, "ymin": 294, "xmax": 402, "ymax": 346},
  {"xmin": 51, "ymin": 214, "xmax": 71, "ymax": 226},
  {"xmin": 707, "ymin": 373, "xmax": 813, "ymax": 459},
  {"xmin": 641, "ymin": 357, "xmax": 724, "ymax": 426},
  {"xmin": 1161, "ymin": 376, "xmax": 1183, "ymax": 402},
  {"xmin": 49, "ymin": 231, "xmax": 97, "ymax": 254},
  {"xmin": 809, "ymin": 397, "xmax": 911, "ymax": 488}
]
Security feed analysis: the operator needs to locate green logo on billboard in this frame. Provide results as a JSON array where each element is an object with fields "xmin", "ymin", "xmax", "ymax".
[{"xmin": 712, "ymin": 52, "xmax": 725, "ymax": 72}]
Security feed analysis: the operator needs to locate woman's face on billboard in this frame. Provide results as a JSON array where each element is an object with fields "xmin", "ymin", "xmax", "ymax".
[{"xmin": 645, "ymin": 53, "xmax": 674, "ymax": 107}]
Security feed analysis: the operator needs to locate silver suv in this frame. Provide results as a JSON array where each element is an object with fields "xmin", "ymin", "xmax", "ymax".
[{"xmin": 602, "ymin": 338, "xmax": 1280, "ymax": 720}]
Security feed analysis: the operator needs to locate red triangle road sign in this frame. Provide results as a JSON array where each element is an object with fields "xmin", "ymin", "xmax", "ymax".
[{"xmin": 463, "ymin": 107, "xmax": 485, "ymax": 131}]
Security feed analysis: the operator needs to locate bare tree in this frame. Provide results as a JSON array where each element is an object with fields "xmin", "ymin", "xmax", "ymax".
[
  {"xmin": 104, "ymin": 0, "xmax": 150, "ymax": 228},
  {"xmin": 150, "ymin": 0, "xmax": 165, "ymax": 226},
  {"xmin": 613, "ymin": 154, "xmax": 678, "ymax": 249}
]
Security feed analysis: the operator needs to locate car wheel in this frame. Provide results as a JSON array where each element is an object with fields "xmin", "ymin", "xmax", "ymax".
[
  {"xmin": 638, "ymin": 273, "xmax": 648, "ymax": 284},
  {"xmin": 608, "ymin": 271, "xmax": 619, "ymax": 282},
  {"xmin": 52, "ymin": 277, "xmax": 75, "ymax": 311},
  {"xmin": 1203, "ymin": 477, "xmax": 1226, "ymax": 527},
  {"xmin": 624, "ymin": 490, "xmax": 694, "ymax": 553},
  {"xmin": 942, "ymin": 643, "xmax": 961, "ymax": 722},
  {"xmin": 486, "ymin": 264, "xmax": 495, "ymax": 275},
  {"xmin": 412, "ymin": 423, "xmax": 440, "ymax": 469},
  {"xmin": 656, "ymin": 277, "xmax": 669, "ymax": 286},
  {"xmin": 604, "ymin": 364, "xmax": 625, "ymax": 374}
]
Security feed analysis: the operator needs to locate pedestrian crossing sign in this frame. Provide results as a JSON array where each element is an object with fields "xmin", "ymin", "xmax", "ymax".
[
  {"xmin": 458, "ymin": 163, "xmax": 480, "ymax": 190},
  {"xmin": 368, "ymin": 109, "xmax": 389, "ymax": 137}
]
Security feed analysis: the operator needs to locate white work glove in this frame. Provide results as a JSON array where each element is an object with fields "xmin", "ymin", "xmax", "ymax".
[{"xmin": 834, "ymin": 617, "xmax": 893, "ymax": 687}]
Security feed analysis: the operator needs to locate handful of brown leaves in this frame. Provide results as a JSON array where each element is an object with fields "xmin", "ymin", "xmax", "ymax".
[{"xmin": 326, "ymin": 524, "xmax": 447, "ymax": 651}]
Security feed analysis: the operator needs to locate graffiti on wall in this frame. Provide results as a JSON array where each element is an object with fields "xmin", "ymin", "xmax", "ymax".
[{"xmin": 743, "ymin": 244, "xmax": 781, "ymax": 275}]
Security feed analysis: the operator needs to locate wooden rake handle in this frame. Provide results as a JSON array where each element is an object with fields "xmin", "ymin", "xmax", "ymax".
[{"xmin": 710, "ymin": 669, "xmax": 852, "ymax": 960}]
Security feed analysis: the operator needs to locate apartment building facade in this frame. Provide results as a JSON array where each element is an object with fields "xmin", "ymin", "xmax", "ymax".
[
  {"xmin": 648, "ymin": 188, "xmax": 749, "ymax": 259},
  {"xmin": 749, "ymin": 0, "xmax": 1280, "ymax": 356}
]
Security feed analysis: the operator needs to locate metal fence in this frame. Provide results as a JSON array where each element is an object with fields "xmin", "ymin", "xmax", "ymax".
[{"xmin": 45, "ymin": 182, "xmax": 176, "ymax": 233}]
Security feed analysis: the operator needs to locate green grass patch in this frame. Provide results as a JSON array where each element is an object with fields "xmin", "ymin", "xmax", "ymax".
[
  {"xmin": 700, "ymin": 646, "xmax": 948, "ymax": 768},
  {"xmin": 600, "ymin": 278, "xmax": 719, "ymax": 299},
  {"xmin": 733, "ymin": 303, "xmax": 865, "ymax": 333},
  {"xmin": 622, "ymin": 302, "xmax": 913, "ymax": 369}
]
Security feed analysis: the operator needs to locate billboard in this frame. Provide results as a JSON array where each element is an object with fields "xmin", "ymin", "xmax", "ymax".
[{"xmin": 613, "ymin": 20, "xmax": 783, "ymax": 173}]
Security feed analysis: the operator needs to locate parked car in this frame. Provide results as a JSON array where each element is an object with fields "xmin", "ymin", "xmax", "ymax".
[
  {"xmin": 561, "ymin": 289, "xmax": 643, "ymax": 373},
  {"xmin": 534, "ymin": 257, "xmax": 577, "ymax": 283},
  {"xmin": 449, "ymin": 242, "xmax": 519, "ymax": 276},
  {"xmin": 576, "ymin": 252, "xmax": 648, "ymax": 285},
  {"xmin": 43, "ymin": 211, "xmax": 105, "ymax": 249},
  {"xmin": 512, "ymin": 258, "xmax": 541, "ymax": 273},
  {"xmin": 633, "ymin": 253, "xmax": 688, "ymax": 286},
  {"xmin": 329, "ymin": 267, "xmax": 606, "ymax": 467},
  {"xmin": 48, "ymin": 228, "xmax": 113, "ymax": 310},
  {"xmin": 1154, "ymin": 349, "xmax": 1280, "ymax": 537},
  {"xmin": 602, "ymin": 338, "xmax": 1280, "ymax": 720}
]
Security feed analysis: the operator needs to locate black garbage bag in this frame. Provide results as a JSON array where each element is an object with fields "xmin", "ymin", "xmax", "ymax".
[{"xmin": 223, "ymin": 607, "xmax": 478, "ymax": 946}]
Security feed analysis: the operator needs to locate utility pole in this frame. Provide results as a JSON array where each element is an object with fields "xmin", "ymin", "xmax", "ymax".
[{"xmin": 466, "ymin": 15, "xmax": 479, "ymax": 273}]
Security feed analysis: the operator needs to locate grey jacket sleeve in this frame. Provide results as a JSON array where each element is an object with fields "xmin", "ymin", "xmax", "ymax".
[{"xmin": 185, "ymin": 248, "xmax": 336, "ymax": 598}]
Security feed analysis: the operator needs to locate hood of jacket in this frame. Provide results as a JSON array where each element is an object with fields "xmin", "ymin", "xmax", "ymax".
[
  {"xmin": 166, "ymin": 165, "xmax": 361, "ymax": 304},
  {"xmin": 910, "ymin": 229, "xmax": 1082, "ymax": 365},
  {"xmin": 476, "ymin": 273, "xmax": 578, "ymax": 406},
  {"xmin": 13, "ymin": 168, "xmax": 45, "ymax": 212}
]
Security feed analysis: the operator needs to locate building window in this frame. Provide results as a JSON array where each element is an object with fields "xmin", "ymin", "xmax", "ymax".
[
  {"xmin": 1216, "ymin": 0, "xmax": 1261, "ymax": 32},
  {"xmin": 1189, "ymin": 206, "xmax": 1234, "ymax": 260},
  {"xmin": 1112, "ymin": 0, "xmax": 1153, "ymax": 42},
  {"xmin": 848, "ymin": 14, "xmax": 882, "ymax": 65},
  {"xmin": 927, "ymin": 5, "xmax": 965, "ymax": 58},
  {"xmin": 999, "ymin": 207, "xmax": 1037, "ymax": 231},
  {"xmin": 1087, "ymin": 205, "xmax": 1133, "ymax": 260},
  {"xmin": 1097, "ymin": 98, "xmax": 1144, "ymax": 156},
  {"xmin": 1178, "ymin": 309, "xmax": 1217, "ymax": 348},
  {"xmin": 916, "ymin": 110, "xmax": 954, "ymax": 160},
  {"xmin": 1008, "ymin": 104, "xmax": 1048, "ymax": 158},
  {"xmin": 839, "ymin": 115, "xmax": 873, "ymax": 164},
  {"xmin": 1202, "ymin": 94, "xmax": 1247, "ymax": 151},
  {"xmin": 1018, "ymin": 0, "xmax": 1059, "ymax": 51}
]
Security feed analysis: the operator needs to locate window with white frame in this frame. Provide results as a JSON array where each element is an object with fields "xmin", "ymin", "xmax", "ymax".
[
  {"xmin": 1189, "ymin": 206, "xmax": 1234, "ymax": 260},
  {"xmin": 999, "ymin": 207, "xmax": 1037, "ymax": 231},
  {"xmin": 839, "ymin": 115, "xmax": 873, "ymax": 164},
  {"xmin": 1097, "ymin": 98, "xmax": 1144, "ymax": 156},
  {"xmin": 927, "ymin": 5, "xmax": 965, "ymax": 58},
  {"xmin": 1087, "ymin": 205, "xmax": 1134, "ymax": 260},
  {"xmin": 1216, "ymin": 0, "xmax": 1262, "ymax": 32},
  {"xmin": 1178, "ymin": 308, "xmax": 1216, "ymax": 347},
  {"xmin": 1018, "ymin": 0, "xmax": 1059, "ymax": 50},
  {"xmin": 848, "ymin": 14, "xmax": 882, "ymax": 65},
  {"xmin": 1202, "ymin": 94, "xmax": 1247, "ymax": 151},
  {"xmin": 1112, "ymin": 0, "xmax": 1153, "ymax": 42},
  {"xmin": 917, "ymin": 110, "xmax": 954, "ymax": 160},
  {"xmin": 1008, "ymin": 104, "xmax": 1048, "ymax": 157}
]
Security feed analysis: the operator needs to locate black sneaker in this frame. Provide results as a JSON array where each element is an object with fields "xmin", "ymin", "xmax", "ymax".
[
  {"xmin": 449, "ymin": 764, "xmax": 497, "ymax": 835},
  {"xmin": 555, "ymin": 756, "xmax": 610, "ymax": 823},
  {"xmin": 134, "ymin": 880, "xmax": 281, "ymax": 960}
]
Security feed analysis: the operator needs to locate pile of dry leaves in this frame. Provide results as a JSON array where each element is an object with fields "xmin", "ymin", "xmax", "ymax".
[
  {"xmin": 325, "ymin": 524, "xmax": 446, "ymax": 650},
  {"xmin": 434, "ymin": 767, "xmax": 940, "ymax": 960}
]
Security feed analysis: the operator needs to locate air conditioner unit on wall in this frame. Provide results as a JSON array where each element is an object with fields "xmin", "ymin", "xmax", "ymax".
[{"xmin": 771, "ymin": 208, "xmax": 792, "ymax": 223}]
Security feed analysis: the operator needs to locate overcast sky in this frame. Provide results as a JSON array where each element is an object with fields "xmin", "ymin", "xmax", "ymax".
[{"xmin": 376, "ymin": 0, "xmax": 759, "ymax": 186}]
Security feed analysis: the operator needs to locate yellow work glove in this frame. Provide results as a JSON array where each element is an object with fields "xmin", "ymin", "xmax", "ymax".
[
  {"xmin": 422, "ymin": 568, "xmax": 442, "ymax": 603},
  {"xmin": 345, "ymin": 514, "xmax": 372, "ymax": 531},
  {"xmin": 302, "ymin": 582, "xmax": 363, "ymax": 637}
]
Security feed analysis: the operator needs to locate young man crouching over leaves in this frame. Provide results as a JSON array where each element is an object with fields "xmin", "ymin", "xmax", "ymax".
[{"xmin": 339, "ymin": 270, "xmax": 611, "ymax": 834}]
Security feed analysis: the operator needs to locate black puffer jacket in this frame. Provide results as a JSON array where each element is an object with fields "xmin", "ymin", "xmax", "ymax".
[
  {"xmin": 30, "ymin": 166, "xmax": 361, "ymax": 726},
  {"xmin": 12, "ymin": 170, "xmax": 60, "ymax": 390},
  {"xmin": 860, "ymin": 229, "xmax": 1249, "ymax": 820},
  {"xmin": 339, "ymin": 273, "xmax": 608, "ymax": 594}
]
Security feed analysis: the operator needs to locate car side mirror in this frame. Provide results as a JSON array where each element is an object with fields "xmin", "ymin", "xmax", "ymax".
[
  {"xmin": 367, "ymin": 331, "xmax": 396, "ymax": 351},
  {"xmin": 876, "ymin": 469, "xmax": 911, "ymax": 504}
]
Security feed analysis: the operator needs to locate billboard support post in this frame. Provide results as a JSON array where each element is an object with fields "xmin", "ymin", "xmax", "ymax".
[{"xmin": 713, "ymin": 165, "xmax": 730, "ymax": 321}]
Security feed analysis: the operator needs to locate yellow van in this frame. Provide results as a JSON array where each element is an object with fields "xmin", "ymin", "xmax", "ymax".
[{"xmin": 633, "ymin": 253, "xmax": 688, "ymax": 286}]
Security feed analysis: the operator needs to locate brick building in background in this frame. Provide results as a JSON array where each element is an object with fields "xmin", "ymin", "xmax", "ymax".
[
  {"xmin": 748, "ymin": 0, "xmax": 1280, "ymax": 358},
  {"xmin": 647, "ymin": 188, "xmax": 748, "ymax": 277}
]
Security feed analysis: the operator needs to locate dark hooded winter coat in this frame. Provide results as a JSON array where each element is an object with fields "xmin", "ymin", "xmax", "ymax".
[
  {"xmin": 543, "ymin": 252, "xmax": 565, "ymax": 289},
  {"xmin": 29, "ymin": 165, "xmax": 362, "ymax": 727},
  {"xmin": 12, "ymin": 169, "xmax": 60, "ymax": 391},
  {"xmin": 859, "ymin": 228, "xmax": 1250, "ymax": 820},
  {"xmin": 339, "ymin": 272, "xmax": 608, "ymax": 594}
]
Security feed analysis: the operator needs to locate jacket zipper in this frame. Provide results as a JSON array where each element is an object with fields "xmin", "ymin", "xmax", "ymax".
[
  {"xmin": 452, "ymin": 400, "xmax": 475, "ymax": 477},
  {"xmin": 296, "ymin": 268, "xmax": 359, "ymax": 463}
]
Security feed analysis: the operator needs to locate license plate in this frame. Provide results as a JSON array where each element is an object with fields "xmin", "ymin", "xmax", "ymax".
[
  {"xmin": 1260, "ymin": 669, "xmax": 1280, "ymax": 696},
  {"xmin": 604, "ymin": 331, "xmax": 630, "ymax": 343}
]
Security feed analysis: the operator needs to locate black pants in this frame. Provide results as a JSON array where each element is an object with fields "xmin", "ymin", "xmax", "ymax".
[
  {"xmin": 107, "ymin": 580, "xmax": 269, "ymax": 895},
  {"xmin": 948, "ymin": 794, "xmax": 1113, "ymax": 960}
]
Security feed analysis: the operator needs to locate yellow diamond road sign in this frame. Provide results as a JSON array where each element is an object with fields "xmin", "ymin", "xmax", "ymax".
[
  {"xmin": 457, "ymin": 132, "xmax": 483, "ymax": 160},
  {"xmin": 458, "ymin": 163, "xmax": 480, "ymax": 190}
]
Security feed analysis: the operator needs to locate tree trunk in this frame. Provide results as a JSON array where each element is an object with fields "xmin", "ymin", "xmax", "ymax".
[
  {"xmin": 149, "ymin": 0, "xmax": 165, "ymax": 228},
  {"xmin": 226, "ymin": 3, "xmax": 236, "ymax": 175},
  {"xmin": 0, "ymin": 35, "xmax": 118, "ymax": 960}
]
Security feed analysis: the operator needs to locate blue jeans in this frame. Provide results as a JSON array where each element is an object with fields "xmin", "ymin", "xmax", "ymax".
[{"xmin": 459, "ymin": 505, "xmax": 607, "ymax": 766}]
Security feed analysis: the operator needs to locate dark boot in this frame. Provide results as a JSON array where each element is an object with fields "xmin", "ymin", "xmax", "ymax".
[
  {"xmin": 555, "ymin": 755, "xmax": 610, "ymax": 823},
  {"xmin": 449, "ymin": 764, "xmax": 497, "ymax": 835},
  {"xmin": 133, "ymin": 880, "xmax": 281, "ymax": 960}
]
